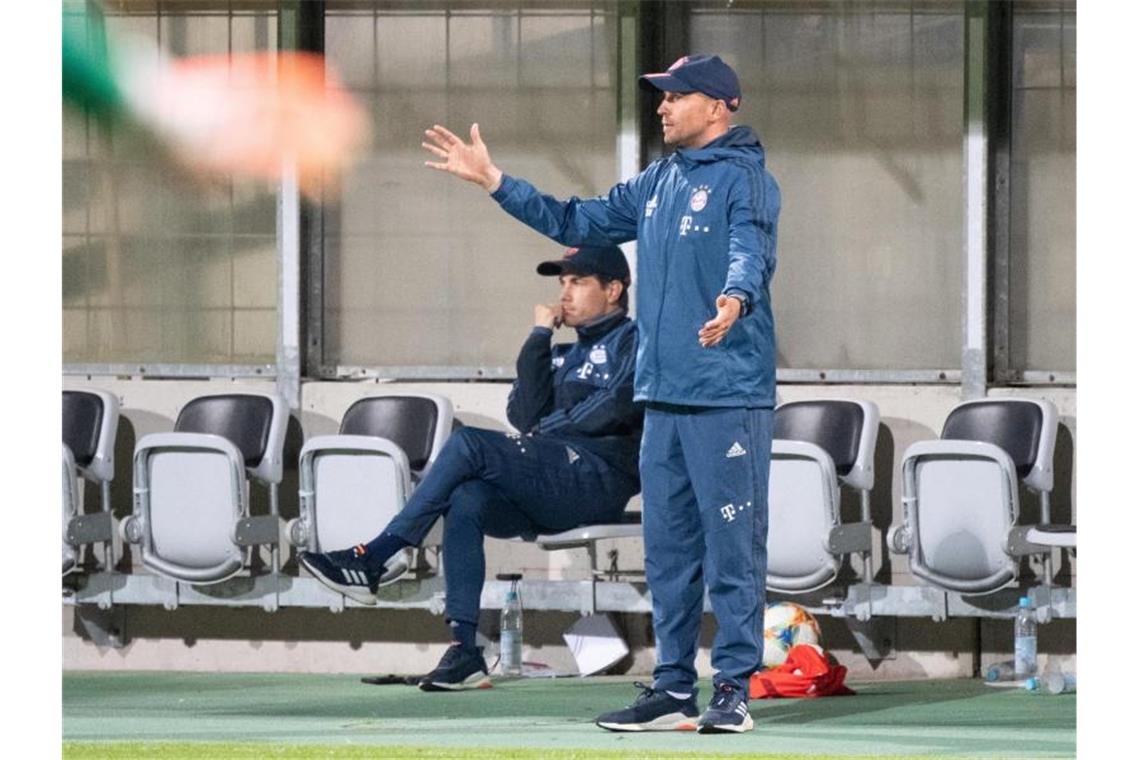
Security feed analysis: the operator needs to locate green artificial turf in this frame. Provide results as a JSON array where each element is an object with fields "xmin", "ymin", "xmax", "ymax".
[
  {"xmin": 63, "ymin": 672, "xmax": 1075, "ymax": 759},
  {"xmin": 61, "ymin": 743, "xmax": 993, "ymax": 759}
]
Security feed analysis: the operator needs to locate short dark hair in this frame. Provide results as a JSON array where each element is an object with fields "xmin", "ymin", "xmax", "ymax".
[{"xmin": 596, "ymin": 275, "xmax": 630, "ymax": 311}]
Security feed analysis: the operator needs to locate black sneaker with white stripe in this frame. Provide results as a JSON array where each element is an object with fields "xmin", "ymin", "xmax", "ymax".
[
  {"xmin": 418, "ymin": 645, "xmax": 492, "ymax": 691},
  {"xmin": 697, "ymin": 682, "xmax": 753, "ymax": 733},
  {"xmin": 595, "ymin": 682, "xmax": 700, "ymax": 732},
  {"xmin": 299, "ymin": 545, "xmax": 403, "ymax": 605}
]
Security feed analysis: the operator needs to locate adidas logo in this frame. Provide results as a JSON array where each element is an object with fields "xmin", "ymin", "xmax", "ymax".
[
  {"xmin": 726, "ymin": 442, "xmax": 747, "ymax": 458},
  {"xmin": 566, "ymin": 447, "xmax": 580, "ymax": 464},
  {"xmin": 340, "ymin": 568, "xmax": 370, "ymax": 586}
]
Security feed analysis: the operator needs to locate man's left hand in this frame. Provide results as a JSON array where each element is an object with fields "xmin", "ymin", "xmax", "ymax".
[{"xmin": 698, "ymin": 295, "xmax": 741, "ymax": 347}]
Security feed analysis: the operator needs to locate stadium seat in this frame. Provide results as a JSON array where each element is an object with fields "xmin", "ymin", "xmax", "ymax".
[
  {"xmin": 62, "ymin": 389, "xmax": 120, "ymax": 577},
  {"xmin": 287, "ymin": 393, "xmax": 455, "ymax": 594},
  {"xmin": 765, "ymin": 399, "xmax": 880, "ymax": 596},
  {"xmin": 119, "ymin": 392, "xmax": 288, "ymax": 587},
  {"xmin": 534, "ymin": 511, "xmax": 643, "ymax": 605},
  {"xmin": 888, "ymin": 397, "xmax": 1060, "ymax": 596}
]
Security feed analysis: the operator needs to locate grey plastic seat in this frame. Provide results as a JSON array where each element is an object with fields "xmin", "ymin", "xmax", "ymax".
[
  {"xmin": 766, "ymin": 398, "xmax": 880, "ymax": 595},
  {"xmin": 287, "ymin": 393, "xmax": 454, "ymax": 593},
  {"xmin": 534, "ymin": 510, "xmax": 644, "ymax": 591},
  {"xmin": 120, "ymin": 392, "xmax": 288, "ymax": 585},
  {"xmin": 888, "ymin": 398, "xmax": 1059, "ymax": 595},
  {"xmin": 62, "ymin": 389, "xmax": 119, "ymax": 576}
]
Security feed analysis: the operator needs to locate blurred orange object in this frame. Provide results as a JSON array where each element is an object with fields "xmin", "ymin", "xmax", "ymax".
[{"xmin": 126, "ymin": 51, "xmax": 369, "ymax": 197}]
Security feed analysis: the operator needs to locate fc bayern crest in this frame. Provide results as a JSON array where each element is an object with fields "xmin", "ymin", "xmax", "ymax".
[{"xmin": 690, "ymin": 187, "xmax": 709, "ymax": 212}]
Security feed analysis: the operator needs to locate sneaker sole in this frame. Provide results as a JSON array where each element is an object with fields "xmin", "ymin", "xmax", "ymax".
[
  {"xmin": 418, "ymin": 673, "xmax": 492, "ymax": 692},
  {"xmin": 299, "ymin": 556, "xmax": 377, "ymax": 606},
  {"xmin": 697, "ymin": 714, "xmax": 754, "ymax": 734},
  {"xmin": 596, "ymin": 713, "xmax": 699, "ymax": 732},
  {"xmin": 375, "ymin": 560, "xmax": 408, "ymax": 589}
]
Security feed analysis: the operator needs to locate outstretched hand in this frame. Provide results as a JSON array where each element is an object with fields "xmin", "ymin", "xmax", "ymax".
[
  {"xmin": 423, "ymin": 123, "xmax": 503, "ymax": 192},
  {"xmin": 698, "ymin": 295, "xmax": 742, "ymax": 347}
]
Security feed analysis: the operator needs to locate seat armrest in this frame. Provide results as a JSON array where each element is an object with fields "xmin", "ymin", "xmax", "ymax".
[
  {"xmin": 67, "ymin": 512, "xmax": 115, "ymax": 545},
  {"xmin": 826, "ymin": 521, "xmax": 872, "ymax": 555},
  {"xmin": 233, "ymin": 515, "xmax": 282, "ymax": 547},
  {"xmin": 1026, "ymin": 524, "xmax": 1076, "ymax": 548},
  {"xmin": 1006, "ymin": 525, "xmax": 1071, "ymax": 556}
]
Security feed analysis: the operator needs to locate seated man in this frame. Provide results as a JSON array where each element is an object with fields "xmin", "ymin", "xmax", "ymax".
[{"xmin": 300, "ymin": 244, "xmax": 641, "ymax": 691}]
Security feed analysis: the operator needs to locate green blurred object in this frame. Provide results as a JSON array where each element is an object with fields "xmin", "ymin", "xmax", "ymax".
[{"xmin": 62, "ymin": 1, "xmax": 126, "ymax": 118}]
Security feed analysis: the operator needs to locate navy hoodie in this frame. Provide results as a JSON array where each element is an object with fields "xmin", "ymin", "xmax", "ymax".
[
  {"xmin": 506, "ymin": 309, "xmax": 641, "ymax": 480},
  {"xmin": 492, "ymin": 125, "xmax": 780, "ymax": 408}
]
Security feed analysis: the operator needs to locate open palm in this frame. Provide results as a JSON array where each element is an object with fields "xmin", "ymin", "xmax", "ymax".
[{"xmin": 423, "ymin": 123, "xmax": 501, "ymax": 191}]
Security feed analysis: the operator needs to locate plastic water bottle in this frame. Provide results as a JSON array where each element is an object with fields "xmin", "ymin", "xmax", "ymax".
[
  {"xmin": 1026, "ymin": 672, "xmax": 1076, "ymax": 695},
  {"xmin": 1014, "ymin": 596, "xmax": 1037, "ymax": 678},
  {"xmin": 984, "ymin": 659, "xmax": 1017, "ymax": 683},
  {"xmin": 499, "ymin": 574, "xmax": 523, "ymax": 676}
]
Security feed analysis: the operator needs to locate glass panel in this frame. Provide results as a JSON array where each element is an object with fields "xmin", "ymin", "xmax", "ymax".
[
  {"xmin": 692, "ymin": 1, "xmax": 964, "ymax": 370},
  {"xmin": 62, "ymin": 3, "xmax": 278, "ymax": 366},
  {"xmin": 324, "ymin": 3, "xmax": 618, "ymax": 369},
  {"xmin": 1009, "ymin": 4, "xmax": 1076, "ymax": 372}
]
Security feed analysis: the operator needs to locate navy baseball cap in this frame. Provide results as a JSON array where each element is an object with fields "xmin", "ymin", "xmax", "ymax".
[
  {"xmin": 537, "ymin": 245, "xmax": 630, "ymax": 283},
  {"xmin": 639, "ymin": 53, "xmax": 742, "ymax": 111}
]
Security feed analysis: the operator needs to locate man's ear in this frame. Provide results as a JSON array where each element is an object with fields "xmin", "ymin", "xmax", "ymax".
[{"xmin": 607, "ymin": 280, "xmax": 624, "ymax": 306}]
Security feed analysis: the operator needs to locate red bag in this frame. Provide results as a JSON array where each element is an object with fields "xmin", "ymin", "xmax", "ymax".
[{"xmin": 750, "ymin": 644, "xmax": 856, "ymax": 699}]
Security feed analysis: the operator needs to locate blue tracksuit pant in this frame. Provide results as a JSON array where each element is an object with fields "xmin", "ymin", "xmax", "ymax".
[
  {"xmin": 385, "ymin": 426, "xmax": 638, "ymax": 626},
  {"xmin": 642, "ymin": 404, "xmax": 773, "ymax": 693}
]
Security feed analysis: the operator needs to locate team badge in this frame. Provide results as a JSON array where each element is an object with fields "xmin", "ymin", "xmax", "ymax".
[
  {"xmin": 589, "ymin": 347, "xmax": 608, "ymax": 364},
  {"xmin": 690, "ymin": 186, "xmax": 710, "ymax": 212},
  {"xmin": 552, "ymin": 356, "xmax": 565, "ymax": 368}
]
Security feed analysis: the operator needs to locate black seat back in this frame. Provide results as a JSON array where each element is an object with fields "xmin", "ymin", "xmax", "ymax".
[
  {"xmin": 774, "ymin": 400, "xmax": 864, "ymax": 477},
  {"xmin": 63, "ymin": 391, "xmax": 104, "ymax": 468},
  {"xmin": 175, "ymin": 394, "xmax": 274, "ymax": 468},
  {"xmin": 340, "ymin": 396, "xmax": 440, "ymax": 471},
  {"xmin": 941, "ymin": 400, "xmax": 1042, "ymax": 479}
]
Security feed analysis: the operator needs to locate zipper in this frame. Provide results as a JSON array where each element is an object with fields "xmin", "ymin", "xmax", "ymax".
[{"xmin": 650, "ymin": 162, "xmax": 680, "ymax": 396}]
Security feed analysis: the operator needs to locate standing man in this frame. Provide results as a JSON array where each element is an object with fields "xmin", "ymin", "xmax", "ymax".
[
  {"xmin": 301, "ymin": 245, "xmax": 641, "ymax": 692},
  {"xmin": 422, "ymin": 54, "xmax": 779, "ymax": 733}
]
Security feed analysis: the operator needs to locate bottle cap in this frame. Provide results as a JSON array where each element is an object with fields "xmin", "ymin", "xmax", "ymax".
[
  {"xmin": 1019, "ymin": 596, "xmax": 1031, "ymax": 608},
  {"xmin": 1025, "ymin": 677, "xmax": 1039, "ymax": 691}
]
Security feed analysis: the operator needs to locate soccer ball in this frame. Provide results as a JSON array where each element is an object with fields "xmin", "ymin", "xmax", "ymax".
[{"xmin": 762, "ymin": 602, "xmax": 822, "ymax": 667}]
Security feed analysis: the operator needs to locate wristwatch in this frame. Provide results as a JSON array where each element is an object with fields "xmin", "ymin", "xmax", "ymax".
[{"xmin": 724, "ymin": 290, "xmax": 751, "ymax": 316}]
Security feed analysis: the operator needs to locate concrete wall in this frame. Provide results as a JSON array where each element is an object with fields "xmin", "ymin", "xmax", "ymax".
[{"xmin": 62, "ymin": 377, "xmax": 1076, "ymax": 679}]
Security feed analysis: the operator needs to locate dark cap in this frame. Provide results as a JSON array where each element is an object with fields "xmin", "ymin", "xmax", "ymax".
[
  {"xmin": 536, "ymin": 245, "xmax": 630, "ymax": 282},
  {"xmin": 639, "ymin": 53, "xmax": 742, "ymax": 112}
]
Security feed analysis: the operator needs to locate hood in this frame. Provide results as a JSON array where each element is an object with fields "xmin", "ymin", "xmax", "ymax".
[{"xmin": 675, "ymin": 125, "xmax": 765, "ymax": 167}]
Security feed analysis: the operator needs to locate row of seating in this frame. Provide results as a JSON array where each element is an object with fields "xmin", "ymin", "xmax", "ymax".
[{"xmin": 62, "ymin": 388, "xmax": 1074, "ymax": 617}]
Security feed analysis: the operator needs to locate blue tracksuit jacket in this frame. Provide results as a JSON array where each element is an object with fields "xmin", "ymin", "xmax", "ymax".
[
  {"xmin": 492, "ymin": 125, "xmax": 780, "ymax": 408},
  {"xmin": 506, "ymin": 309, "xmax": 641, "ymax": 481}
]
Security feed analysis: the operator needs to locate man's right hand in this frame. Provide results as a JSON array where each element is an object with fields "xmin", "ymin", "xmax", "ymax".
[
  {"xmin": 535, "ymin": 304, "xmax": 562, "ymax": 330},
  {"xmin": 423, "ymin": 123, "xmax": 503, "ymax": 193}
]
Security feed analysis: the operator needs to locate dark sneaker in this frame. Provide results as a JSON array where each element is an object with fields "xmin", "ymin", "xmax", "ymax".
[
  {"xmin": 418, "ymin": 645, "xmax": 492, "ymax": 691},
  {"xmin": 697, "ymin": 682, "xmax": 753, "ymax": 734},
  {"xmin": 595, "ymin": 682, "xmax": 700, "ymax": 732},
  {"xmin": 299, "ymin": 545, "xmax": 404, "ymax": 605}
]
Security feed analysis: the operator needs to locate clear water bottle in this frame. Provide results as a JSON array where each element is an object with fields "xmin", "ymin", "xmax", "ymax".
[
  {"xmin": 499, "ymin": 573, "xmax": 523, "ymax": 676},
  {"xmin": 1026, "ymin": 671, "xmax": 1076, "ymax": 695},
  {"xmin": 984, "ymin": 659, "xmax": 1017, "ymax": 683},
  {"xmin": 1014, "ymin": 596, "xmax": 1037, "ymax": 678}
]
